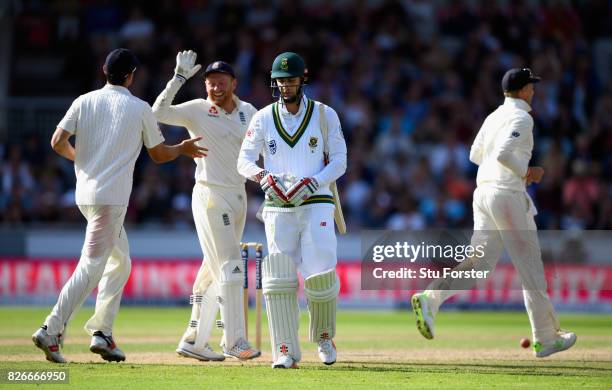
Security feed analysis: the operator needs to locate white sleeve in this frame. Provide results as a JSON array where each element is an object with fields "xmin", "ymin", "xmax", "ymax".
[
  {"xmin": 142, "ymin": 104, "xmax": 165, "ymax": 149},
  {"xmin": 495, "ymin": 114, "xmax": 532, "ymax": 178},
  {"xmin": 313, "ymin": 107, "xmax": 347, "ymax": 187},
  {"xmin": 237, "ymin": 112, "xmax": 266, "ymax": 180},
  {"xmin": 152, "ymin": 76, "xmax": 192, "ymax": 127},
  {"xmin": 469, "ymin": 121, "xmax": 486, "ymax": 166},
  {"xmin": 57, "ymin": 96, "xmax": 81, "ymax": 134}
]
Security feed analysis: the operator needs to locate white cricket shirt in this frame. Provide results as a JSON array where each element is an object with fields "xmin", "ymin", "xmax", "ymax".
[
  {"xmin": 237, "ymin": 95, "xmax": 347, "ymax": 211},
  {"xmin": 58, "ymin": 84, "xmax": 165, "ymax": 206},
  {"xmin": 470, "ymin": 97, "xmax": 534, "ymax": 192},
  {"xmin": 153, "ymin": 77, "xmax": 257, "ymax": 189}
]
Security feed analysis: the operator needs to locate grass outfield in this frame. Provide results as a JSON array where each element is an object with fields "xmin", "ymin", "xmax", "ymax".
[{"xmin": 0, "ymin": 307, "xmax": 610, "ymax": 389}]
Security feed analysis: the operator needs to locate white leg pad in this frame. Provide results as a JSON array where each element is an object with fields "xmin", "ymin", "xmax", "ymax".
[
  {"xmin": 181, "ymin": 285, "xmax": 219, "ymax": 349},
  {"xmin": 217, "ymin": 260, "xmax": 246, "ymax": 350},
  {"xmin": 262, "ymin": 253, "xmax": 301, "ymax": 363},
  {"xmin": 304, "ymin": 269, "xmax": 340, "ymax": 342}
]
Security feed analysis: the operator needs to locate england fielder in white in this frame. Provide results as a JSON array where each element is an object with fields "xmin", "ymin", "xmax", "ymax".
[
  {"xmin": 237, "ymin": 52, "xmax": 347, "ymax": 368},
  {"xmin": 411, "ymin": 68, "xmax": 576, "ymax": 358},
  {"xmin": 32, "ymin": 48, "xmax": 206, "ymax": 363},
  {"xmin": 153, "ymin": 51, "xmax": 260, "ymax": 361}
]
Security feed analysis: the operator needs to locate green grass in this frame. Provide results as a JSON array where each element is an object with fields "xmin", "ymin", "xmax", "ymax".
[{"xmin": 0, "ymin": 307, "xmax": 610, "ymax": 389}]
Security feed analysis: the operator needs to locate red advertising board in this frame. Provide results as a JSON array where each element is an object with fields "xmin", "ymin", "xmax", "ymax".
[{"xmin": 0, "ymin": 258, "xmax": 611, "ymax": 310}]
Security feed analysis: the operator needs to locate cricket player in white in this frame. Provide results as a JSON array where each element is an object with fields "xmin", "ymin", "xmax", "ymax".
[
  {"xmin": 32, "ymin": 48, "xmax": 206, "ymax": 364},
  {"xmin": 237, "ymin": 52, "xmax": 347, "ymax": 368},
  {"xmin": 153, "ymin": 51, "xmax": 260, "ymax": 361},
  {"xmin": 411, "ymin": 68, "xmax": 576, "ymax": 358}
]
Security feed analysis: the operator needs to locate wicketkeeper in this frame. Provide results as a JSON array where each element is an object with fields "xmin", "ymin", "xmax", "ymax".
[{"xmin": 153, "ymin": 51, "xmax": 260, "ymax": 361}]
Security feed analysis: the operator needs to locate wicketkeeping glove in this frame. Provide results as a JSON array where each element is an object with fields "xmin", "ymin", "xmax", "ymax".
[
  {"xmin": 286, "ymin": 177, "xmax": 319, "ymax": 207},
  {"xmin": 174, "ymin": 50, "xmax": 202, "ymax": 81},
  {"xmin": 260, "ymin": 173, "xmax": 290, "ymax": 206}
]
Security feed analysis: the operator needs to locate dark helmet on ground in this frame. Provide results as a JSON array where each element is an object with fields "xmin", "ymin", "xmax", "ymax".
[{"xmin": 271, "ymin": 52, "xmax": 306, "ymax": 79}]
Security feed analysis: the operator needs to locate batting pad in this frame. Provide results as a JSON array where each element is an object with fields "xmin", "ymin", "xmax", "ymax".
[
  {"xmin": 218, "ymin": 260, "xmax": 246, "ymax": 350},
  {"xmin": 304, "ymin": 269, "xmax": 340, "ymax": 342},
  {"xmin": 262, "ymin": 253, "xmax": 301, "ymax": 362}
]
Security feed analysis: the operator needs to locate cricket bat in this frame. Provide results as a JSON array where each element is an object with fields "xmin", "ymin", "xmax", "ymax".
[{"xmin": 319, "ymin": 104, "xmax": 347, "ymax": 234}]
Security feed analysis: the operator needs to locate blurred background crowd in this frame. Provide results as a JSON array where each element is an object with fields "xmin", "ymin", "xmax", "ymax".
[{"xmin": 1, "ymin": 0, "xmax": 611, "ymax": 231}]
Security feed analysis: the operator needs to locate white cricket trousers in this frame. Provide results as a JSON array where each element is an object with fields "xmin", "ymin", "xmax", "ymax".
[
  {"xmin": 191, "ymin": 183, "xmax": 246, "ymax": 289},
  {"xmin": 426, "ymin": 186, "xmax": 560, "ymax": 343},
  {"xmin": 44, "ymin": 205, "xmax": 130, "ymax": 337},
  {"xmin": 262, "ymin": 204, "xmax": 337, "ymax": 278}
]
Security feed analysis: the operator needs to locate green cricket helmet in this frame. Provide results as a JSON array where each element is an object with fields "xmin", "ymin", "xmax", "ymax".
[{"xmin": 271, "ymin": 52, "xmax": 306, "ymax": 79}]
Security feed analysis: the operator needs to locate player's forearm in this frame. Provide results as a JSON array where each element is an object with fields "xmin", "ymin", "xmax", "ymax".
[
  {"xmin": 152, "ymin": 76, "xmax": 184, "ymax": 123},
  {"xmin": 237, "ymin": 144, "xmax": 266, "ymax": 180},
  {"xmin": 313, "ymin": 156, "xmax": 347, "ymax": 187},
  {"xmin": 51, "ymin": 139, "xmax": 75, "ymax": 161},
  {"xmin": 237, "ymin": 157, "xmax": 265, "ymax": 181}
]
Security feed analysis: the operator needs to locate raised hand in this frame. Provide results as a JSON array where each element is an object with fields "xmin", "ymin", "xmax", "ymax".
[{"xmin": 174, "ymin": 50, "xmax": 202, "ymax": 81}]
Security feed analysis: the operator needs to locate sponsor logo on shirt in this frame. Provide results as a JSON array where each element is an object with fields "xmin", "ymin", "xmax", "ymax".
[
  {"xmin": 320, "ymin": 221, "xmax": 327, "ymax": 227},
  {"xmin": 222, "ymin": 213, "xmax": 230, "ymax": 226},
  {"xmin": 208, "ymin": 106, "xmax": 219, "ymax": 117},
  {"xmin": 268, "ymin": 139, "xmax": 277, "ymax": 155},
  {"xmin": 511, "ymin": 131, "xmax": 520, "ymax": 138},
  {"xmin": 239, "ymin": 111, "xmax": 246, "ymax": 125}
]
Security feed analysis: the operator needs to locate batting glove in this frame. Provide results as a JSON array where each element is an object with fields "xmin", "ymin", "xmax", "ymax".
[
  {"xmin": 174, "ymin": 50, "xmax": 202, "ymax": 82},
  {"xmin": 286, "ymin": 177, "xmax": 319, "ymax": 207},
  {"xmin": 260, "ymin": 173, "xmax": 290, "ymax": 206}
]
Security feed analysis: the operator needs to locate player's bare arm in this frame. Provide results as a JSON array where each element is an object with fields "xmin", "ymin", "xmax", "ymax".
[
  {"xmin": 147, "ymin": 136, "xmax": 207, "ymax": 163},
  {"xmin": 50, "ymin": 128, "xmax": 75, "ymax": 161}
]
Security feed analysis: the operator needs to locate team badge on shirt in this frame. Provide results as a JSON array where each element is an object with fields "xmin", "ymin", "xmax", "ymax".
[
  {"xmin": 309, "ymin": 136, "xmax": 318, "ymax": 153},
  {"xmin": 268, "ymin": 139, "xmax": 277, "ymax": 155},
  {"xmin": 208, "ymin": 106, "xmax": 219, "ymax": 117}
]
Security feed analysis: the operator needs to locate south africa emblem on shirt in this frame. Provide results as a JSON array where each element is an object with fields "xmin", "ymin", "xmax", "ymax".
[
  {"xmin": 268, "ymin": 139, "xmax": 277, "ymax": 155},
  {"xmin": 309, "ymin": 136, "xmax": 318, "ymax": 153}
]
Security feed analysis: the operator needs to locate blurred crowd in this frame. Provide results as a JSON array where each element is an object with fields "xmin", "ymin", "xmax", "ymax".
[{"xmin": 1, "ymin": 0, "xmax": 612, "ymax": 230}]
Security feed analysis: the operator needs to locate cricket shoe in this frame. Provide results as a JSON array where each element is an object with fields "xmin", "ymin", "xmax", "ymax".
[
  {"xmin": 411, "ymin": 292, "xmax": 435, "ymax": 340},
  {"xmin": 272, "ymin": 355, "xmax": 298, "ymax": 369},
  {"xmin": 534, "ymin": 331, "xmax": 577, "ymax": 358},
  {"xmin": 90, "ymin": 331, "xmax": 126, "ymax": 362},
  {"xmin": 32, "ymin": 327, "xmax": 66, "ymax": 363},
  {"xmin": 223, "ymin": 338, "xmax": 261, "ymax": 360},
  {"xmin": 176, "ymin": 340, "xmax": 225, "ymax": 361},
  {"xmin": 317, "ymin": 339, "xmax": 337, "ymax": 365}
]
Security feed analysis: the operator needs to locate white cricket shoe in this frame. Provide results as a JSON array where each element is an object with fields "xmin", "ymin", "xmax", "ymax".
[
  {"xmin": 272, "ymin": 354, "xmax": 298, "ymax": 369},
  {"xmin": 32, "ymin": 327, "xmax": 66, "ymax": 363},
  {"xmin": 90, "ymin": 331, "xmax": 126, "ymax": 362},
  {"xmin": 411, "ymin": 292, "xmax": 435, "ymax": 340},
  {"xmin": 534, "ymin": 331, "xmax": 577, "ymax": 358},
  {"xmin": 223, "ymin": 338, "xmax": 261, "ymax": 360},
  {"xmin": 176, "ymin": 340, "xmax": 225, "ymax": 361},
  {"xmin": 317, "ymin": 339, "xmax": 337, "ymax": 365}
]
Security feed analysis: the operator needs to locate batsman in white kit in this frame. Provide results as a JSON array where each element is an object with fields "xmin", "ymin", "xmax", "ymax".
[
  {"xmin": 32, "ymin": 48, "xmax": 206, "ymax": 363},
  {"xmin": 153, "ymin": 51, "xmax": 260, "ymax": 361},
  {"xmin": 411, "ymin": 68, "xmax": 576, "ymax": 358},
  {"xmin": 238, "ymin": 52, "xmax": 347, "ymax": 368}
]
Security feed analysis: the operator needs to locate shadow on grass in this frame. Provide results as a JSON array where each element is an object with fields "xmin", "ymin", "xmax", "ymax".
[{"xmin": 303, "ymin": 361, "xmax": 612, "ymax": 377}]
